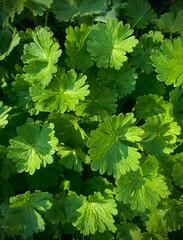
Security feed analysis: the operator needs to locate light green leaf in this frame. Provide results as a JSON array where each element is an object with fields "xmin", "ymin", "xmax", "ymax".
[
  {"xmin": 8, "ymin": 118, "xmax": 58, "ymax": 175},
  {"xmin": 30, "ymin": 68, "xmax": 89, "ymax": 114},
  {"xmin": 0, "ymin": 101, "xmax": 12, "ymax": 129},
  {"xmin": 0, "ymin": 190, "xmax": 53, "ymax": 238},
  {"xmin": 140, "ymin": 232, "xmax": 169, "ymax": 240},
  {"xmin": 65, "ymin": 191, "xmax": 117, "ymax": 235},
  {"xmin": 52, "ymin": 0, "xmax": 107, "ymax": 22},
  {"xmin": 65, "ymin": 23, "xmax": 94, "ymax": 72},
  {"xmin": 87, "ymin": 19, "xmax": 138, "ymax": 70},
  {"xmin": 156, "ymin": 10, "xmax": 183, "ymax": 35},
  {"xmin": 151, "ymin": 37, "xmax": 183, "ymax": 87},
  {"xmin": 142, "ymin": 114, "xmax": 181, "ymax": 156},
  {"xmin": 22, "ymin": 26, "xmax": 61, "ymax": 88},
  {"xmin": 165, "ymin": 198, "xmax": 183, "ymax": 232},
  {"xmin": 25, "ymin": 0, "xmax": 53, "ymax": 16},
  {"xmin": 87, "ymin": 113, "xmax": 144, "ymax": 179},
  {"xmin": 172, "ymin": 153, "xmax": 183, "ymax": 189},
  {"xmin": 98, "ymin": 63, "xmax": 137, "ymax": 97},
  {"xmin": 117, "ymin": 222, "xmax": 141, "ymax": 240},
  {"xmin": 134, "ymin": 94, "xmax": 172, "ymax": 120},
  {"xmin": 0, "ymin": 27, "xmax": 20, "ymax": 61},
  {"xmin": 131, "ymin": 30, "xmax": 164, "ymax": 73},
  {"xmin": 57, "ymin": 144, "xmax": 89, "ymax": 172},
  {"xmin": 115, "ymin": 155, "xmax": 170, "ymax": 212}
]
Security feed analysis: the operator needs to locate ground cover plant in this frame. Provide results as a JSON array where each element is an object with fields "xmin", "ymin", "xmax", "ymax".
[{"xmin": 0, "ymin": 0, "xmax": 183, "ymax": 239}]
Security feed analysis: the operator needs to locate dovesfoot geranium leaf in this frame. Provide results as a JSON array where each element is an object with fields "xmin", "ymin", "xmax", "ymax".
[
  {"xmin": 141, "ymin": 114, "xmax": 181, "ymax": 156},
  {"xmin": 98, "ymin": 63, "xmax": 137, "ymax": 97},
  {"xmin": 0, "ymin": 191, "xmax": 53, "ymax": 238},
  {"xmin": 87, "ymin": 113, "xmax": 143, "ymax": 179},
  {"xmin": 0, "ymin": 101, "xmax": 12, "ymax": 128},
  {"xmin": 65, "ymin": 191, "xmax": 117, "ymax": 235},
  {"xmin": 52, "ymin": 0, "xmax": 107, "ymax": 22},
  {"xmin": 172, "ymin": 153, "xmax": 183, "ymax": 189},
  {"xmin": 151, "ymin": 37, "xmax": 183, "ymax": 87},
  {"xmin": 22, "ymin": 26, "xmax": 61, "ymax": 88},
  {"xmin": 115, "ymin": 156, "xmax": 170, "ymax": 212},
  {"xmin": 65, "ymin": 23, "xmax": 94, "ymax": 72},
  {"xmin": 87, "ymin": 19, "xmax": 138, "ymax": 70},
  {"xmin": 25, "ymin": 0, "xmax": 53, "ymax": 16},
  {"xmin": 8, "ymin": 118, "xmax": 58, "ymax": 175},
  {"xmin": 30, "ymin": 68, "xmax": 89, "ymax": 114}
]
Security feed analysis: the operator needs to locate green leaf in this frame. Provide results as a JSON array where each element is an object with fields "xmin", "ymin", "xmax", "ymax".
[
  {"xmin": 115, "ymin": 156, "xmax": 170, "ymax": 212},
  {"xmin": 140, "ymin": 232, "xmax": 169, "ymax": 240},
  {"xmin": 134, "ymin": 94, "xmax": 172, "ymax": 120},
  {"xmin": 22, "ymin": 26, "xmax": 61, "ymax": 88},
  {"xmin": 0, "ymin": 101, "xmax": 12, "ymax": 129},
  {"xmin": 169, "ymin": 87, "xmax": 183, "ymax": 126},
  {"xmin": 65, "ymin": 23, "xmax": 94, "ymax": 72},
  {"xmin": 48, "ymin": 113, "xmax": 88, "ymax": 148},
  {"xmin": 98, "ymin": 63, "xmax": 137, "ymax": 97},
  {"xmin": 172, "ymin": 153, "xmax": 183, "ymax": 189},
  {"xmin": 0, "ymin": 27, "xmax": 20, "ymax": 61},
  {"xmin": 0, "ymin": 190, "xmax": 53, "ymax": 238},
  {"xmin": 75, "ymin": 75, "xmax": 118, "ymax": 121},
  {"xmin": 0, "ymin": 145, "xmax": 15, "ymax": 180},
  {"xmin": 8, "ymin": 118, "xmax": 58, "ymax": 175},
  {"xmin": 146, "ymin": 206, "xmax": 168, "ymax": 234},
  {"xmin": 87, "ymin": 113, "xmax": 144, "ymax": 179},
  {"xmin": 52, "ymin": 0, "xmax": 107, "ymax": 22},
  {"xmin": 25, "ymin": 0, "xmax": 53, "ymax": 16},
  {"xmin": 151, "ymin": 37, "xmax": 183, "ymax": 87},
  {"xmin": 125, "ymin": 0, "xmax": 156, "ymax": 29},
  {"xmin": 131, "ymin": 30, "xmax": 164, "ymax": 73},
  {"xmin": 87, "ymin": 19, "xmax": 138, "ymax": 70},
  {"xmin": 141, "ymin": 114, "xmax": 181, "ymax": 156},
  {"xmin": 65, "ymin": 191, "xmax": 117, "ymax": 235},
  {"xmin": 156, "ymin": 10, "xmax": 183, "ymax": 35},
  {"xmin": 30, "ymin": 68, "xmax": 89, "ymax": 114},
  {"xmin": 164, "ymin": 198, "xmax": 183, "ymax": 232},
  {"xmin": 57, "ymin": 144, "xmax": 89, "ymax": 172},
  {"xmin": 1, "ymin": 0, "xmax": 25, "ymax": 23},
  {"xmin": 117, "ymin": 222, "xmax": 141, "ymax": 240}
]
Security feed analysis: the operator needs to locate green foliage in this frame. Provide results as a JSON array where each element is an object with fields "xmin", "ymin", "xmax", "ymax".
[
  {"xmin": 87, "ymin": 113, "xmax": 144, "ymax": 179},
  {"xmin": 87, "ymin": 19, "xmax": 138, "ymax": 69},
  {"xmin": 151, "ymin": 37, "xmax": 183, "ymax": 87},
  {"xmin": 0, "ymin": 0, "xmax": 183, "ymax": 239},
  {"xmin": 0, "ymin": 190, "xmax": 53, "ymax": 238},
  {"xmin": 7, "ymin": 118, "xmax": 58, "ymax": 175}
]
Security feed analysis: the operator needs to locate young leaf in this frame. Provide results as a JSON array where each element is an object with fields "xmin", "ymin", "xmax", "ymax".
[
  {"xmin": 0, "ymin": 191, "xmax": 53, "ymax": 238},
  {"xmin": 30, "ymin": 68, "xmax": 89, "ymax": 114},
  {"xmin": 125, "ymin": 0, "xmax": 156, "ymax": 29},
  {"xmin": 115, "ymin": 156, "xmax": 170, "ymax": 212},
  {"xmin": 87, "ymin": 19, "xmax": 138, "ymax": 70},
  {"xmin": 156, "ymin": 10, "xmax": 183, "ymax": 35},
  {"xmin": 65, "ymin": 23, "xmax": 94, "ymax": 72},
  {"xmin": 134, "ymin": 94, "xmax": 172, "ymax": 120},
  {"xmin": 0, "ymin": 101, "xmax": 12, "ymax": 128},
  {"xmin": 8, "ymin": 118, "xmax": 58, "ymax": 175},
  {"xmin": 52, "ymin": 0, "xmax": 107, "ymax": 22},
  {"xmin": 151, "ymin": 37, "xmax": 183, "ymax": 87},
  {"xmin": 98, "ymin": 63, "xmax": 137, "ymax": 97},
  {"xmin": 22, "ymin": 26, "xmax": 61, "ymax": 88},
  {"xmin": 87, "ymin": 113, "xmax": 144, "ymax": 179},
  {"xmin": 141, "ymin": 114, "xmax": 181, "ymax": 156},
  {"xmin": 65, "ymin": 191, "xmax": 117, "ymax": 235}
]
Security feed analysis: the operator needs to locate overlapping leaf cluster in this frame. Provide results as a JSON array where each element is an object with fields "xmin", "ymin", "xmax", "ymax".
[{"xmin": 0, "ymin": 0, "xmax": 183, "ymax": 239}]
